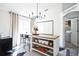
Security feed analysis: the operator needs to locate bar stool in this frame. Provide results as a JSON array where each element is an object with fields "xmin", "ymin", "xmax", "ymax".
[
  {"xmin": 20, "ymin": 34, "xmax": 30, "ymax": 52},
  {"xmin": 24, "ymin": 35, "xmax": 30, "ymax": 51},
  {"xmin": 20, "ymin": 34, "xmax": 25, "ymax": 48}
]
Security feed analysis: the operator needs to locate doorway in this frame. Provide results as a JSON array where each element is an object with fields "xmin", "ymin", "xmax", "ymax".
[{"xmin": 64, "ymin": 11, "xmax": 79, "ymax": 56}]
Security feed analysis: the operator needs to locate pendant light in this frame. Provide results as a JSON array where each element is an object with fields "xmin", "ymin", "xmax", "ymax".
[{"xmin": 29, "ymin": 3, "xmax": 48, "ymax": 20}]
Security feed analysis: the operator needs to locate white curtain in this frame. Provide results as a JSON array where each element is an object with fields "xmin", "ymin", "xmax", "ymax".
[
  {"xmin": 9, "ymin": 12, "xmax": 31, "ymax": 47},
  {"xmin": 9, "ymin": 12, "xmax": 19, "ymax": 47}
]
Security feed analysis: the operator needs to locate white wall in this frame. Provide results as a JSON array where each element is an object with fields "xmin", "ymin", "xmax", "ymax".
[{"xmin": 0, "ymin": 9, "xmax": 10, "ymax": 37}]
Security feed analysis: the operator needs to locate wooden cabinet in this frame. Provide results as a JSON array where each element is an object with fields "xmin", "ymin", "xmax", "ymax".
[{"xmin": 31, "ymin": 34, "xmax": 59, "ymax": 56}]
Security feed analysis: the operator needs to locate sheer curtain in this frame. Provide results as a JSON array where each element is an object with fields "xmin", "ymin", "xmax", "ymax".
[
  {"xmin": 9, "ymin": 12, "xmax": 19, "ymax": 48},
  {"xmin": 9, "ymin": 12, "xmax": 31, "ymax": 48}
]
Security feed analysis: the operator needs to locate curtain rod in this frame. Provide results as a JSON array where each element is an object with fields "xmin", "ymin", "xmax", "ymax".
[{"xmin": 9, "ymin": 11, "xmax": 31, "ymax": 19}]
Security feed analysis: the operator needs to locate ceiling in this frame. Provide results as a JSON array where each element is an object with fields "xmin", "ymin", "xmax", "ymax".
[
  {"xmin": 0, "ymin": 3, "xmax": 77, "ymax": 17},
  {"xmin": 0, "ymin": 3, "xmax": 37, "ymax": 17},
  {"xmin": 0, "ymin": 3, "xmax": 62, "ymax": 17},
  {"xmin": 64, "ymin": 11, "xmax": 79, "ymax": 19},
  {"xmin": 63, "ymin": 3, "xmax": 77, "ymax": 11}
]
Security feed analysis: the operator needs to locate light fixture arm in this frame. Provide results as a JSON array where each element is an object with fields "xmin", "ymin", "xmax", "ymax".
[{"xmin": 37, "ymin": 3, "xmax": 38, "ymax": 18}]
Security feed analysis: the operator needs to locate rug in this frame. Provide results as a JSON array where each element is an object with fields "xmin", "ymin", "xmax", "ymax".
[{"xmin": 17, "ymin": 52, "xmax": 26, "ymax": 56}]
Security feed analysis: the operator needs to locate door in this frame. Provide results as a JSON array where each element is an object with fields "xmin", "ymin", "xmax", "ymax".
[
  {"xmin": 70, "ymin": 18, "xmax": 78, "ymax": 56},
  {"xmin": 17, "ymin": 16, "xmax": 31, "ymax": 48},
  {"xmin": 71, "ymin": 18, "xmax": 77, "ymax": 46},
  {"xmin": 64, "ymin": 18, "xmax": 78, "ymax": 56}
]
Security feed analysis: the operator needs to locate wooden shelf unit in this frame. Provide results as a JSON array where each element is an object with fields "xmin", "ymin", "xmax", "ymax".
[
  {"xmin": 31, "ymin": 34, "xmax": 59, "ymax": 56},
  {"xmin": 32, "ymin": 42, "xmax": 53, "ymax": 50},
  {"xmin": 32, "ymin": 48, "xmax": 50, "ymax": 56}
]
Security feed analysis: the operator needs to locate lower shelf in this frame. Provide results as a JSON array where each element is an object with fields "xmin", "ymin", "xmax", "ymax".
[{"xmin": 32, "ymin": 48, "xmax": 52, "ymax": 56}]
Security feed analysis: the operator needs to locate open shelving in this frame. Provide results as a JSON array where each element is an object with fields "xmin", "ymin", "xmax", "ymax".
[
  {"xmin": 32, "ymin": 48, "xmax": 50, "ymax": 56},
  {"xmin": 31, "ymin": 34, "xmax": 59, "ymax": 56},
  {"xmin": 32, "ymin": 42, "xmax": 53, "ymax": 49}
]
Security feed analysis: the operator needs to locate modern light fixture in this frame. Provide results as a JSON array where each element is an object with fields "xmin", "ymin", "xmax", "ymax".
[{"xmin": 29, "ymin": 3, "xmax": 48, "ymax": 20}]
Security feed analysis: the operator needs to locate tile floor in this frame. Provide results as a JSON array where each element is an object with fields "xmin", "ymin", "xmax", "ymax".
[
  {"xmin": 24, "ymin": 51, "xmax": 42, "ymax": 56},
  {"xmin": 11, "ymin": 46, "xmax": 78, "ymax": 56}
]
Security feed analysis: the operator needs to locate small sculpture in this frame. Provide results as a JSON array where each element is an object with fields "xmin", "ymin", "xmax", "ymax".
[{"xmin": 33, "ymin": 26, "xmax": 38, "ymax": 34}]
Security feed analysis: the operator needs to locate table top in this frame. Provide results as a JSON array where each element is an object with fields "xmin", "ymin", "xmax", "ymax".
[{"xmin": 31, "ymin": 34, "xmax": 59, "ymax": 39}]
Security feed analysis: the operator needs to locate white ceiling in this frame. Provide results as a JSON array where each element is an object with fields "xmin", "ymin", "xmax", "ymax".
[
  {"xmin": 0, "ymin": 3, "xmax": 77, "ymax": 17},
  {"xmin": 0, "ymin": 3, "xmax": 62, "ymax": 17},
  {"xmin": 0, "ymin": 3, "xmax": 37, "ymax": 17},
  {"xmin": 63, "ymin": 3, "xmax": 77, "ymax": 11},
  {"xmin": 64, "ymin": 11, "xmax": 79, "ymax": 19}
]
